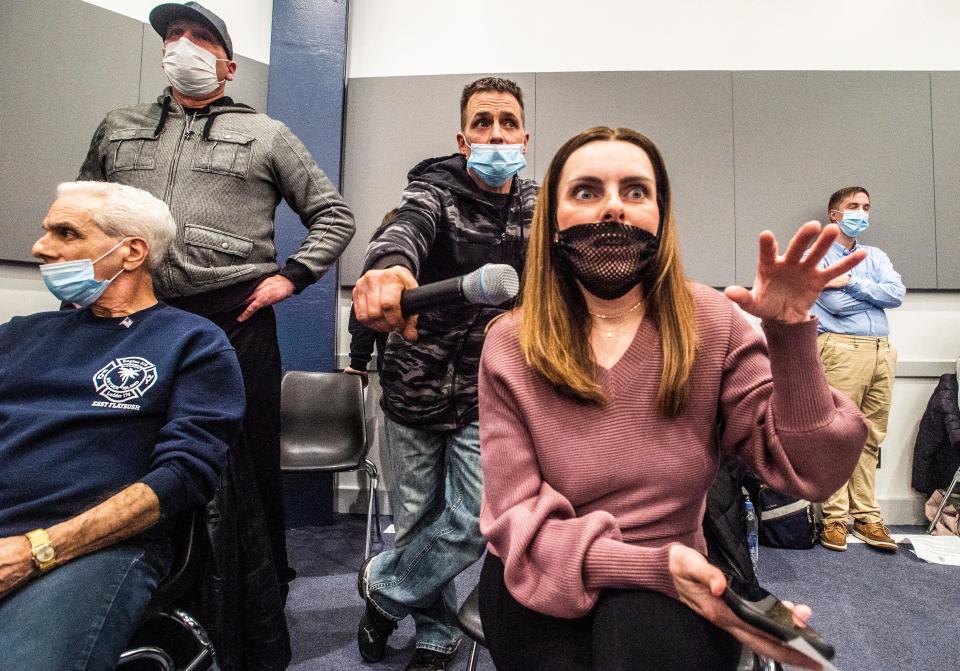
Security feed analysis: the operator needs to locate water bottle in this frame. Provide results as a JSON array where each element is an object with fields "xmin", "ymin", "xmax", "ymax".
[{"xmin": 744, "ymin": 495, "xmax": 759, "ymax": 572}]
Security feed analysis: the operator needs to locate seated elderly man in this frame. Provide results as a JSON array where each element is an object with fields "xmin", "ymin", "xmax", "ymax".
[{"xmin": 0, "ymin": 181, "xmax": 244, "ymax": 671}]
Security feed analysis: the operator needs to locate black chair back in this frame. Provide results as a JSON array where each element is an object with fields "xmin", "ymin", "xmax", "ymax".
[
  {"xmin": 118, "ymin": 509, "xmax": 214, "ymax": 670},
  {"xmin": 457, "ymin": 584, "xmax": 486, "ymax": 671},
  {"xmin": 458, "ymin": 585, "xmax": 485, "ymax": 644},
  {"xmin": 149, "ymin": 510, "xmax": 208, "ymax": 613},
  {"xmin": 280, "ymin": 371, "xmax": 368, "ymax": 472}
]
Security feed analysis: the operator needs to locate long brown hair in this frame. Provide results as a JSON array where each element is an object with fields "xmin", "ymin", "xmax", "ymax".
[{"xmin": 518, "ymin": 127, "xmax": 697, "ymax": 415}]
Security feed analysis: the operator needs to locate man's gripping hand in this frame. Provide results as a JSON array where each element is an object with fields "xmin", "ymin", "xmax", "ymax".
[{"xmin": 353, "ymin": 266, "xmax": 419, "ymax": 342}]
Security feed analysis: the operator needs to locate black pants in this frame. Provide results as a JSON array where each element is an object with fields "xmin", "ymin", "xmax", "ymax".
[
  {"xmin": 478, "ymin": 554, "xmax": 741, "ymax": 671},
  {"xmin": 203, "ymin": 305, "xmax": 292, "ymax": 591}
]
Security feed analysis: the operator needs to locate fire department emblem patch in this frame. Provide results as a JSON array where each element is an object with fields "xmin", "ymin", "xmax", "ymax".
[{"xmin": 93, "ymin": 357, "xmax": 158, "ymax": 403}]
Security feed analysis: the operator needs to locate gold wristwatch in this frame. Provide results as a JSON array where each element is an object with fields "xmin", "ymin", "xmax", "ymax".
[{"xmin": 25, "ymin": 529, "xmax": 57, "ymax": 573}]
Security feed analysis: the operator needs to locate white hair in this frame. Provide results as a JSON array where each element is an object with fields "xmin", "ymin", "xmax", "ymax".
[{"xmin": 56, "ymin": 181, "xmax": 177, "ymax": 272}]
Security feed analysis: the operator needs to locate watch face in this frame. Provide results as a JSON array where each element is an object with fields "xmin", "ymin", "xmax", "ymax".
[{"xmin": 36, "ymin": 546, "xmax": 55, "ymax": 562}]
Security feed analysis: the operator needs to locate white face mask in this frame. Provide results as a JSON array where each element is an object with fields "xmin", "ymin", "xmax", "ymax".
[{"xmin": 161, "ymin": 37, "xmax": 227, "ymax": 98}]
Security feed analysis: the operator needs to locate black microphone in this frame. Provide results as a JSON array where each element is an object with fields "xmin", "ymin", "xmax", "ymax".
[{"xmin": 400, "ymin": 263, "xmax": 520, "ymax": 318}]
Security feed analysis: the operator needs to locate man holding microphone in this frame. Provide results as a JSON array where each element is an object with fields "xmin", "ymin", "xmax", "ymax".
[{"xmin": 352, "ymin": 77, "xmax": 538, "ymax": 671}]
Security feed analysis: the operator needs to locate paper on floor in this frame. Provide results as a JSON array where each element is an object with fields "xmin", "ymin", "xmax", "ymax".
[{"xmin": 902, "ymin": 534, "xmax": 960, "ymax": 566}]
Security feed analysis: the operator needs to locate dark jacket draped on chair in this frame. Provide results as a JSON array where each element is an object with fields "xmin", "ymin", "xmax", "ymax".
[
  {"xmin": 199, "ymin": 435, "xmax": 292, "ymax": 671},
  {"xmin": 912, "ymin": 373, "xmax": 960, "ymax": 497}
]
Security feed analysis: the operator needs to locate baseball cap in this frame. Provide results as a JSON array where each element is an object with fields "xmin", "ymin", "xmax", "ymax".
[{"xmin": 149, "ymin": 2, "xmax": 233, "ymax": 60}]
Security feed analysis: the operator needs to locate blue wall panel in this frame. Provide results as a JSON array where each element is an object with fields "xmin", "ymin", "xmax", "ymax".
[
  {"xmin": 268, "ymin": 0, "xmax": 348, "ymax": 374},
  {"xmin": 268, "ymin": 0, "xmax": 349, "ymax": 525}
]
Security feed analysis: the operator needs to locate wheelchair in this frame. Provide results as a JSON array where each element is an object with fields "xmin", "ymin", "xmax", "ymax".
[{"xmin": 116, "ymin": 511, "xmax": 216, "ymax": 671}]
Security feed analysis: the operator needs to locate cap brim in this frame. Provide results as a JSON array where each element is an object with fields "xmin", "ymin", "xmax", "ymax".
[{"xmin": 148, "ymin": 4, "xmax": 230, "ymax": 58}]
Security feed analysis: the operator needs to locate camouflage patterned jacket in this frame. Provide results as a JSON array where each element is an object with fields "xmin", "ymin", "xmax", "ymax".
[{"xmin": 364, "ymin": 154, "xmax": 538, "ymax": 430}]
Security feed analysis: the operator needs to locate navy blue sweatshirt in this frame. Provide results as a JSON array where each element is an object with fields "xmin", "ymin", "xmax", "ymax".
[{"xmin": 0, "ymin": 302, "xmax": 244, "ymax": 537}]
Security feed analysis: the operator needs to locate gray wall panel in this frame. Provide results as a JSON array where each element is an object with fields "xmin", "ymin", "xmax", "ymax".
[
  {"xmin": 0, "ymin": 0, "xmax": 270, "ymax": 265},
  {"xmin": 534, "ymin": 72, "xmax": 736, "ymax": 287},
  {"xmin": 140, "ymin": 31, "xmax": 269, "ymax": 112},
  {"xmin": 0, "ymin": 0, "xmax": 143, "ymax": 263},
  {"xmin": 733, "ymin": 72, "xmax": 936, "ymax": 288},
  {"xmin": 340, "ymin": 73, "xmax": 536, "ymax": 284},
  {"xmin": 932, "ymin": 72, "xmax": 960, "ymax": 289}
]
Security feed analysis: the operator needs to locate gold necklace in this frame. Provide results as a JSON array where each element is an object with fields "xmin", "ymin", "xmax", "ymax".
[
  {"xmin": 588, "ymin": 300, "xmax": 644, "ymax": 339},
  {"xmin": 592, "ymin": 322, "xmax": 628, "ymax": 339},
  {"xmin": 588, "ymin": 299, "xmax": 644, "ymax": 320}
]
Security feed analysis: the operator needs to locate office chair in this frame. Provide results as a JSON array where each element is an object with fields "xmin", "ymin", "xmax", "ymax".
[
  {"xmin": 928, "ymin": 465, "xmax": 960, "ymax": 533},
  {"xmin": 456, "ymin": 584, "xmax": 486, "ymax": 671},
  {"xmin": 116, "ymin": 511, "xmax": 216, "ymax": 670},
  {"xmin": 279, "ymin": 371, "xmax": 382, "ymax": 558}
]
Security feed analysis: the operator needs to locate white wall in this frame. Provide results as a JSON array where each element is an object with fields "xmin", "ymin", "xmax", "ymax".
[
  {"xmin": 0, "ymin": 264, "xmax": 59, "ymax": 324},
  {"xmin": 342, "ymin": 0, "xmax": 960, "ymax": 523},
  {"xmin": 347, "ymin": 0, "xmax": 960, "ymax": 78},
  {"xmin": 82, "ymin": 0, "xmax": 273, "ymax": 64}
]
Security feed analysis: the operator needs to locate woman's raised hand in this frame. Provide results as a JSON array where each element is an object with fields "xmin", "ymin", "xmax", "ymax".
[{"xmin": 724, "ymin": 222, "xmax": 866, "ymax": 323}]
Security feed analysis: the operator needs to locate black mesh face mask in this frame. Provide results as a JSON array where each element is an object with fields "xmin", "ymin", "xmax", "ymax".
[{"xmin": 554, "ymin": 222, "xmax": 660, "ymax": 300}]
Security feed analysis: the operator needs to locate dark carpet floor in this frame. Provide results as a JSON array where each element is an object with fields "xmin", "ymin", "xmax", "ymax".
[
  {"xmin": 285, "ymin": 517, "xmax": 491, "ymax": 671},
  {"xmin": 755, "ymin": 528, "xmax": 960, "ymax": 671},
  {"xmin": 284, "ymin": 517, "xmax": 959, "ymax": 670}
]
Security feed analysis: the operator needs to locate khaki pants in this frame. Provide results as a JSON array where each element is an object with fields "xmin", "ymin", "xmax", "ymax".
[{"xmin": 818, "ymin": 333, "xmax": 897, "ymax": 524}]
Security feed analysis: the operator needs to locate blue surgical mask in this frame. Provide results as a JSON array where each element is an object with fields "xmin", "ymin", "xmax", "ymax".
[
  {"xmin": 838, "ymin": 210, "xmax": 869, "ymax": 237},
  {"xmin": 465, "ymin": 143, "xmax": 526, "ymax": 187},
  {"xmin": 39, "ymin": 239, "xmax": 128, "ymax": 307}
]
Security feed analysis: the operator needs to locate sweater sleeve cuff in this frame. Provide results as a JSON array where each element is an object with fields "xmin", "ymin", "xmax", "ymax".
[
  {"xmin": 140, "ymin": 464, "xmax": 191, "ymax": 521},
  {"xmin": 278, "ymin": 259, "xmax": 315, "ymax": 294},
  {"xmin": 349, "ymin": 357, "xmax": 369, "ymax": 371},
  {"xmin": 761, "ymin": 317, "xmax": 836, "ymax": 431},
  {"xmin": 583, "ymin": 537, "xmax": 678, "ymax": 599},
  {"xmin": 368, "ymin": 253, "xmax": 416, "ymax": 273}
]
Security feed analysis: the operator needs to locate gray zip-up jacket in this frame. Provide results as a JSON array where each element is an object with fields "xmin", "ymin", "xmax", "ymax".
[{"xmin": 79, "ymin": 89, "xmax": 354, "ymax": 300}]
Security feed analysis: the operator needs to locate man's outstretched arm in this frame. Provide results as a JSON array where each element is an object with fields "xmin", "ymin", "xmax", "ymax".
[{"xmin": 0, "ymin": 483, "xmax": 160, "ymax": 599}]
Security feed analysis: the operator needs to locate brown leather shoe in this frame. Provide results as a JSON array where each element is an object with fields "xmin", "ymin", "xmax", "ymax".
[
  {"xmin": 852, "ymin": 520, "xmax": 898, "ymax": 552},
  {"xmin": 820, "ymin": 519, "xmax": 848, "ymax": 551}
]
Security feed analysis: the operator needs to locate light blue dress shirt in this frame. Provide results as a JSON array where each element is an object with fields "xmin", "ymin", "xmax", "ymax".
[{"xmin": 811, "ymin": 241, "xmax": 905, "ymax": 336}]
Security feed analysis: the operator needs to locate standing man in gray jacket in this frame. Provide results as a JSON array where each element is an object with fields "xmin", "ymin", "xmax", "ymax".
[{"xmin": 78, "ymin": 2, "xmax": 355, "ymax": 598}]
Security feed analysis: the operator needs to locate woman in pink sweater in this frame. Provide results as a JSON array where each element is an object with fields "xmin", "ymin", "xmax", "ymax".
[{"xmin": 477, "ymin": 126, "xmax": 868, "ymax": 670}]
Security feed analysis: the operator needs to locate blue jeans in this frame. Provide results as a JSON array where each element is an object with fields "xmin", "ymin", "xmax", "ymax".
[
  {"xmin": 0, "ymin": 538, "xmax": 170, "ymax": 671},
  {"xmin": 367, "ymin": 418, "xmax": 486, "ymax": 654}
]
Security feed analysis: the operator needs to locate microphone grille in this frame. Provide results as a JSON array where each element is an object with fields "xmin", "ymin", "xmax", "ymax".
[{"xmin": 462, "ymin": 263, "xmax": 520, "ymax": 306}]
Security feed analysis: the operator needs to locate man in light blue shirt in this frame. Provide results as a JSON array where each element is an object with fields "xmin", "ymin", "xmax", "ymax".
[{"xmin": 812, "ymin": 186, "xmax": 905, "ymax": 553}]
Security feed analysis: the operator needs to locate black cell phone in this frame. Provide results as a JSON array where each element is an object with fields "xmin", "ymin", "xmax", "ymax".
[{"xmin": 721, "ymin": 582, "xmax": 835, "ymax": 660}]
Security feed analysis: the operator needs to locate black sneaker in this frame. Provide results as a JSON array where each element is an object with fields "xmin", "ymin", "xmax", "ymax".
[
  {"xmin": 404, "ymin": 648, "xmax": 456, "ymax": 671},
  {"xmin": 358, "ymin": 600, "xmax": 398, "ymax": 662},
  {"xmin": 357, "ymin": 556, "xmax": 397, "ymax": 662}
]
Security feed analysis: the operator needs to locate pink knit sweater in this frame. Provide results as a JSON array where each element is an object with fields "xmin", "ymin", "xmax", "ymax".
[{"xmin": 478, "ymin": 284, "xmax": 867, "ymax": 619}]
